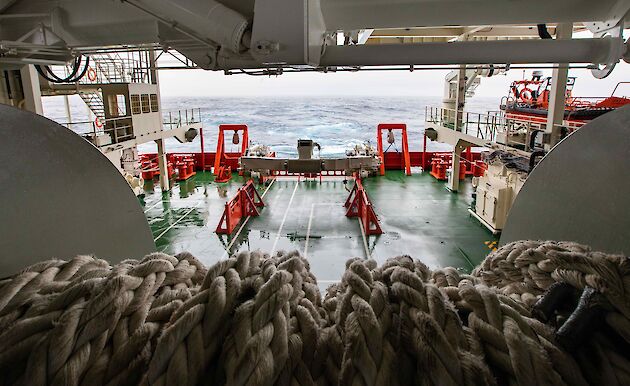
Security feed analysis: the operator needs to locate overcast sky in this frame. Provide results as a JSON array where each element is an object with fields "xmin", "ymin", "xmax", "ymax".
[{"xmin": 157, "ymin": 62, "xmax": 630, "ymax": 99}]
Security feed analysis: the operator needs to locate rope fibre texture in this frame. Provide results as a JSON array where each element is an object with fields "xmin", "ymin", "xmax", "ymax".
[{"xmin": 0, "ymin": 240, "xmax": 629, "ymax": 385}]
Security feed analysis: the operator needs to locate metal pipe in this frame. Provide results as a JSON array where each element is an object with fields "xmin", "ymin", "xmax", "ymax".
[
  {"xmin": 320, "ymin": 0, "xmax": 618, "ymax": 31},
  {"xmin": 121, "ymin": 0, "xmax": 248, "ymax": 52},
  {"xmin": 320, "ymin": 38, "xmax": 623, "ymax": 66}
]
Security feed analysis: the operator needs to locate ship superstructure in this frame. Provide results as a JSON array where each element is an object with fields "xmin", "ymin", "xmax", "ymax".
[{"xmin": 2, "ymin": 2, "xmax": 630, "ymax": 385}]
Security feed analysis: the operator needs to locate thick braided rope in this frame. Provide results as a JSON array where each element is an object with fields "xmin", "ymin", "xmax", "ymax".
[
  {"xmin": 381, "ymin": 257, "xmax": 493, "ymax": 386},
  {"xmin": 0, "ymin": 241, "xmax": 629, "ymax": 385},
  {"xmin": 335, "ymin": 259, "xmax": 395, "ymax": 386},
  {"xmin": 146, "ymin": 251, "xmax": 254, "ymax": 386},
  {"xmin": 275, "ymin": 252, "xmax": 324, "ymax": 386},
  {"xmin": 0, "ymin": 253, "xmax": 201, "ymax": 385},
  {"xmin": 220, "ymin": 255, "xmax": 293, "ymax": 386},
  {"xmin": 475, "ymin": 241, "xmax": 630, "ymax": 320}
]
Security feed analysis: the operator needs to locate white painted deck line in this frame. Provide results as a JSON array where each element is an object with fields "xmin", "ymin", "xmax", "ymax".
[
  {"xmin": 304, "ymin": 202, "xmax": 344, "ymax": 258},
  {"xmin": 154, "ymin": 205, "xmax": 199, "ymax": 242},
  {"xmin": 358, "ymin": 218, "xmax": 371, "ymax": 259},
  {"xmin": 271, "ymin": 182, "xmax": 299, "ymax": 255},
  {"xmin": 143, "ymin": 200, "xmax": 164, "ymax": 213},
  {"xmin": 304, "ymin": 204, "xmax": 316, "ymax": 258}
]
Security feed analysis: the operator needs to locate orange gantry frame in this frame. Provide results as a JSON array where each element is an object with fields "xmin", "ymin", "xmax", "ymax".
[
  {"xmin": 214, "ymin": 124, "xmax": 249, "ymax": 181},
  {"xmin": 376, "ymin": 123, "xmax": 411, "ymax": 176},
  {"xmin": 216, "ymin": 180, "xmax": 264, "ymax": 234}
]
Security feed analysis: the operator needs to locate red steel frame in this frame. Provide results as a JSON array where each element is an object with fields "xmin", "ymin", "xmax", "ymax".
[
  {"xmin": 216, "ymin": 180, "xmax": 264, "ymax": 234},
  {"xmin": 214, "ymin": 124, "xmax": 249, "ymax": 179},
  {"xmin": 142, "ymin": 151, "xmax": 482, "ymax": 178},
  {"xmin": 377, "ymin": 123, "xmax": 411, "ymax": 176},
  {"xmin": 344, "ymin": 178, "xmax": 383, "ymax": 236},
  {"xmin": 214, "ymin": 165, "xmax": 232, "ymax": 183}
]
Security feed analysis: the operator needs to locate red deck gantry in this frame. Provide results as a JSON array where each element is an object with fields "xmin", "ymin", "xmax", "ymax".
[
  {"xmin": 216, "ymin": 180, "xmax": 264, "ymax": 234},
  {"xmin": 377, "ymin": 123, "xmax": 411, "ymax": 176},
  {"xmin": 214, "ymin": 124, "xmax": 249, "ymax": 183},
  {"xmin": 344, "ymin": 178, "xmax": 383, "ymax": 236}
]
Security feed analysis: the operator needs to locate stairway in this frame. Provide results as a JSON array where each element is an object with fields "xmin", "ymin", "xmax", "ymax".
[{"xmin": 79, "ymin": 91, "xmax": 105, "ymax": 121}]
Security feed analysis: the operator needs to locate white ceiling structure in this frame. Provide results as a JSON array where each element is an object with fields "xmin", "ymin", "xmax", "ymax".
[{"xmin": 0, "ymin": 0, "xmax": 628, "ymax": 77}]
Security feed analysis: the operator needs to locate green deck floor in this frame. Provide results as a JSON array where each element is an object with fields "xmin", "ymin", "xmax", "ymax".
[{"xmin": 141, "ymin": 170, "xmax": 498, "ymax": 284}]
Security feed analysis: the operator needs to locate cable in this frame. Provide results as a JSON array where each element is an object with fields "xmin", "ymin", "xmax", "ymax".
[
  {"xmin": 537, "ymin": 24, "xmax": 553, "ymax": 40},
  {"xmin": 36, "ymin": 57, "xmax": 81, "ymax": 83},
  {"xmin": 35, "ymin": 56, "xmax": 91, "ymax": 83}
]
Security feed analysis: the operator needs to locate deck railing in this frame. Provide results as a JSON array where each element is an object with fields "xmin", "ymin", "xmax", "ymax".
[
  {"xmin": 50, "ymin": 52, "xmax": 152, "ymax": 85},
  {"xmin": 425, "ymin": 106, "xmax": 502, "ymax": 141},
  {"xmin": 76, "ymin": 116, "xmax": 135, "ymax": 145},
  {"xmin": 61, "ymin": 107, "xmax": 203, "ymax": 148},
  {"xmin": 163, "ymin": 108, "xmax": 203, "ymax": 130},
  {"xmin": 425, "ymin": 106, "xmax": 583, "ymax": 150}
]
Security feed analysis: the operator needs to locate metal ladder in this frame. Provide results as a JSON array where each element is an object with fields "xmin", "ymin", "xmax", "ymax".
[{"xmin": 79, "ymin": 91, "xmax": 105, "ymax": 121}]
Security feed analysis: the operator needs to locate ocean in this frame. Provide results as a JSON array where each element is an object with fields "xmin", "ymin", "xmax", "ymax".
[{"xmin": 42, "ymin": 95, "xmax": 499, "ymax": 156}]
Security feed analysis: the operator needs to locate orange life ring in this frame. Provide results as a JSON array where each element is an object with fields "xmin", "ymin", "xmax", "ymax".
[
  {"xmin": 519, "ymin": 88, "xmax": 535, "ymax": 104},
  {"xmin": 95, "ymin": 117, "xmax": 103, "ymax": 128},
  {"xmin": 87, "ymin": 67, "xmax": 97, "ymax": 82}
]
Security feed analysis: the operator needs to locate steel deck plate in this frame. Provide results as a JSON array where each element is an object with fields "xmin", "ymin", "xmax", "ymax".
[{"xmin": 142, "ymin": 170, "xmax": 497, "ymax": 285}]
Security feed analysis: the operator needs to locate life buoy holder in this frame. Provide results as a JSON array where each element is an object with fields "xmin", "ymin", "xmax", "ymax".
[
  {"xmin": 519, "ymin": 88, "xmax": 535, "ymax": 104},
  {"xmin": 95, "ymin": 117, "xmax": 103, "ymax": 128},
  {"xmin": 87, "ymin": 67, "xmax": 97, "ymax": 82}
]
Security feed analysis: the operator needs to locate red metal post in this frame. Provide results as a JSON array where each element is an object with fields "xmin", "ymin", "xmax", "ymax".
[
  {"xmin": 376, "ymin": 126, "xmax": 385, "ymax": 176},
  {"xmin": 214, "ymin": 128, "xmax": 224, "ymax": 175},
  {"xmin": 241, "ymin": 128, "xmax": 249, "ymax": 154},
  {"xmin": 401, "ymin": 126, "xmax": 411, "ymax": 176}
]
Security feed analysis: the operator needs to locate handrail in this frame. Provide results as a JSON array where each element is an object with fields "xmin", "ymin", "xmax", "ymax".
[
  {"xmin": 425, "ymin": 105, "xmax": 583, "ymax": 150},
  {"xmin": 52, "ymin": 51, "xmax": 152, "ymax": 85},
  {"xmin": 424, "ymin": 106, "xmax": 501, "ymax": 141},
  {"xmin": 163, "ymin": 107, "xmax": 203, "ymax": 130},
  {"xmin": 61, "ymin": 107, "xmax": 203, "ymax": 148},
  {"xmin": 611, "ymin": 82, "xmax": 630, "ymax": 98}
]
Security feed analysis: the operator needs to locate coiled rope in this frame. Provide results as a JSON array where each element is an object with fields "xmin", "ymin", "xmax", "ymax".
[{"xmin": 0, "ymin": 240, "xmax": 629, "ymax": 385}]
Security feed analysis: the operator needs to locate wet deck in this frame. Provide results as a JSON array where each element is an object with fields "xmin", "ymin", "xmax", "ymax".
[{"xmin": 141, "ymin": 170, "xmax": 497, "ymax": 284}]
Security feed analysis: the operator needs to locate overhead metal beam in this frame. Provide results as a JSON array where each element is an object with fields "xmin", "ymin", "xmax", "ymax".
[
  {"xmin": 371, "ymin": 27, "xmax": 466, "ymax": 38},
  {"xmin": 321, "ymin": 37, "xmax": 623, "ymax": 66},
  {"xmin": 320, "ymin": 0, "xmax": 628, "ymax": 31},
  {"xmin": 370, "ymin": 26, "xmax": 559, "ymax": 39}
]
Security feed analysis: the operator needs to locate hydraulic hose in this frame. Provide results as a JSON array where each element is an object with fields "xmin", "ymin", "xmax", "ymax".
[
  {"xmin": 537, "ymin": 24, "xmax": 553, "ymax": 40},
  {"xmin": 35, "ymin": 56, "xmax": 91, "ymax": 83}
]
